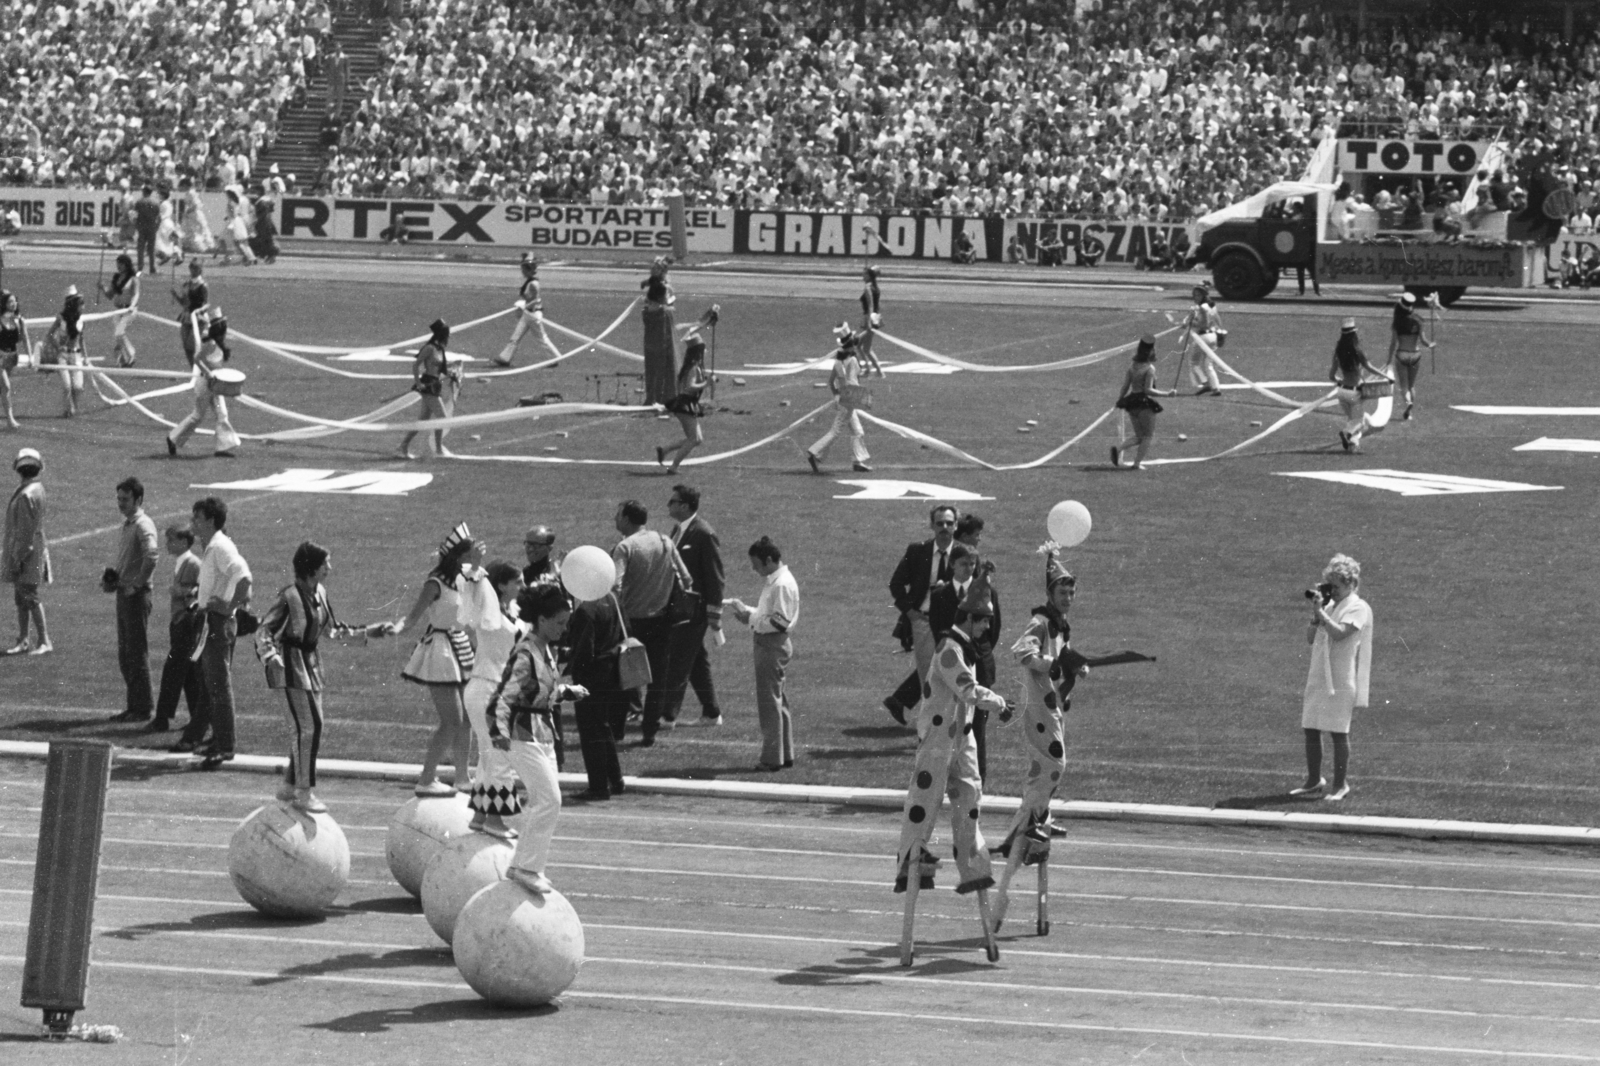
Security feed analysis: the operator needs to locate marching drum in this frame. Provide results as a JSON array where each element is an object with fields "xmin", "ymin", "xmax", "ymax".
[
  {"xmin": 210, "ymin": 367, "xmax": 247, "ymax": 396},
  {"xmin": 1357, "ymin": 376, "xmax": 1394, "ymax": 400}
]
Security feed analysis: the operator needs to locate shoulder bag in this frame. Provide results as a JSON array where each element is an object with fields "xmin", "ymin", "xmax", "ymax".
[{"xmin": 613, "ymin": 594, "xmax": 652, "ymax": 691}]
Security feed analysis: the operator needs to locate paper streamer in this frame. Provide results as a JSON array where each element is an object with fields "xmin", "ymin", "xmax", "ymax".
[
  {"xmin": 449, "ymin": 400, "xmax": 836, "ymax": 467},
  {"xmin": 236, "ymin": 395, "xmax": 658, "ymax": 434},
  {"xmin": 874, "ymin": 324, "xmax": 1182, "ymax": 373}
]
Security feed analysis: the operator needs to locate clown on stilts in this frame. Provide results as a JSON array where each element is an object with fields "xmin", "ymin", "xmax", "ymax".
[
  {"xmin": 990, "ymin": 543, "xmax": 1087, "ymax": 934},
  {"xmin": 495, "ymin": 253, "xmax": 553, "ymax": 367},
  {"xmin": 895, "ymin": 566, "xmax": 1007, "ymax": 965}
]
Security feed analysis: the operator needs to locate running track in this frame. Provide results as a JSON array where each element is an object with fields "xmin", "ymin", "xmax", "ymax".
[{"xmin": 2, "ymin": 761, "xmax": 1598, "ymax": 1064}]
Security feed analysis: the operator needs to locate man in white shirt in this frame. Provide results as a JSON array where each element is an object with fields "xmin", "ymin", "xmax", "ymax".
[
  {"xmin": 179, "ymin": 496, "xmax": 252, "ymax": 767},
  {"xmin": 726, "ymin": 536, "xmax": 798, "ymax": 771}
]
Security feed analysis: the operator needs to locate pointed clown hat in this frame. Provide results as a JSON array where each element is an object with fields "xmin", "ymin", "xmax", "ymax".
[
  {"xmin": 958, "ymin": 563, "xmax": 995, "ymax": 618},
  {"xmin": 1044, "ymin": 548, "xmax": 1075, "ymax": 593},
  {"xmin": 438, "ymin": 521, "xmax": 472, "ymax": 556}
]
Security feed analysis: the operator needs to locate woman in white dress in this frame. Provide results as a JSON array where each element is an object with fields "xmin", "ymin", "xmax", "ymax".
[
  {"xmin": 1293, "ymin": 554, "xmax": 1373, "ymax": 802},
  {"xmin": 219, "ymin": 187, "xmax": 256, "ymax": 266},
  {"xmin": 393, "ymin": 523, "xmax": 482, "ymax": 795},
  {"xmin": 155, "ymin": 187, "xmax": 182, "ymax": 266},
  {"xmin": 178, "ymin": 178, "xmax": 216, "ymax": 258},
  {"xmin": 459, "ymin": 560, "xmax": 526, "ymax": 838}
]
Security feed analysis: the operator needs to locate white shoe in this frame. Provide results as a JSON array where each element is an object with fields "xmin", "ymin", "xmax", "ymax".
[
  {"xmin": 1324, "ymin": 784, "xmax": 1351, "ymax": 802},
  {"xmin": 414, "ymin": 780, "xmax": 456, "ymax": 798},
  {"xmin": 292, "ymin": 790, "xmax": 328, "ymax": 814},
  {"xmin": 1289, "ymin": 778, "xmax": 1326, "ymax": 797},
  {"xmin": 508, "ymin": 867, "xmax": 553, "ymax": 895}
]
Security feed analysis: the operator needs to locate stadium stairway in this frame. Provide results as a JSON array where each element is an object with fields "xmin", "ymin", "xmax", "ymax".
[{"xmin": 255, "ymin": 15, "xmax": 387, "ymax": 192}]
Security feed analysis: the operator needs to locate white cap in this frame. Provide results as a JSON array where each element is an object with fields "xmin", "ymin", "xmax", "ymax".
[
  {"xmin": 14, "ymin": 447, "xmax": 41, "ymax": 472},
  {"xmin": 64, "ymin": 284, "xmax": 79, "ymax": 297}
]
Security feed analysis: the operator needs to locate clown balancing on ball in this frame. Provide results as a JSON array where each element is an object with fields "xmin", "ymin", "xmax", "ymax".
[{"xmin": 485, "ymin": 584, "xmax": 588, "ymax": 896}]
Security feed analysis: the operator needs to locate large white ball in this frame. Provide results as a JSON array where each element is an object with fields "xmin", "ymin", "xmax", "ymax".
[
  {"xmin": 560, "ymin": 545, "xmax": 616, "ymax": 602},
  {"xmin": 453, "ymin": 881, "xmax": 585, "ymax": 1007},
  {"xmin": 386, "ymin": 793, "xmax": 475, "ymax": 898},
  {"xmin": 421, "ymin": 832, "xmax": 513, "ymax": 944},
  {"xmin": 228, "ymin": 804, "xmax": 350, "ymax": 918},
  {"xmin": 1046, "ymin": 500, "xmax": 1093, "ymax": 547}
]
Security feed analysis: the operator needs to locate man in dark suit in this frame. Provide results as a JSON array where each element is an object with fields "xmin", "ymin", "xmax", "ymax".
[
  {"xmin": 132, "ymin": 186, "xmax": 161, "ymax": 276},
  {"xmin": 926, "ymin": 520, "xmax": 1001, "ymax": 780},
  {"xmin": 662, "ymin": 483, "xmax": 724, "ymax": 726},
  {"xmin": 884, "ymin": 505, "xmax": 960, "ymax": 726}
]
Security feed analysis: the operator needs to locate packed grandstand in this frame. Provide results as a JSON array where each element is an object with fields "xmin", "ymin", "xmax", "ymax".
[{"xmin": 1, "ymin": 0, "xmax": 1596, "ymax": 227}]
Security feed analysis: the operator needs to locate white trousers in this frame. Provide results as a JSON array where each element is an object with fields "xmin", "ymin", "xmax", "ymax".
[
  {"xmin": 497, "ymin": 308, "xmax": 550, "ymax": 365},
  {"xmin": 809, "ymin": 405, "xmax": 869, "ymax": 463},
  {"xmin": 1188, "ymin": 332, "xmax": 1220, "ymax": 389},
  {"xmin": 504, "ymin": 730, "xmax": 561, "ymax": 877},
  {"xmin": 170, "ymin": 376, "xmax": 242, "ymax": 453}
]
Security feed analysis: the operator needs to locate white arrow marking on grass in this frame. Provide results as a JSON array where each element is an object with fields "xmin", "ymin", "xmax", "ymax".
[
  {"xmin": 833, "ymin": 480, "xmax": 994, "ymax": 501},
  {"xmin": 1276, "ymin": 470, "xmax": 1562, "ymax": 497},
  {"xmin": 1514, "ymin": 438, "xmax": 1600, "ymax": 453},
  {"xmin": 1453, "ymin": 406, "xmax": 1600, "ymax": 416},
  {"xmin": 191, "ymin": 468, "xmax": 434, "ymax": 496}
]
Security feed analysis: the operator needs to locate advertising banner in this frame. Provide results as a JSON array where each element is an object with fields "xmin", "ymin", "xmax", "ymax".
[
  {"xmin": 275, "ymin": 198, "xmax": 734, "ymax": 252},
  {"xmin": 1337, "ymin": 139, "xmax": 1489, "ymax": 176},
  {"xmin": 731, "ymin": 212, "xmax": 1003, "ymax": 260},
  {"xmin": 1316, "ymin": 242, "xmax": 1527, "ymax": 287},
  {"xmin": 1003, "ymin": 218, "xmax": 1195, "ymax": 266},
  {"xmin": 0, "ymin": 186, "xmax": 228, "ymax": 234}
]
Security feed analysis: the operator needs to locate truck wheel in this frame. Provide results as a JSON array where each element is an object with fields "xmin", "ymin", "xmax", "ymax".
[
  {"xmin": 1405, "ymin": 284, "xmax": 1466, "ymax": 308},
  {"xmin": 1213, "ymin": 253, "xmax": 1265, "ymax": 301},
  {"xmin": 1259, "ymin": 269, "xmax": 1280, "ymax": 297}
]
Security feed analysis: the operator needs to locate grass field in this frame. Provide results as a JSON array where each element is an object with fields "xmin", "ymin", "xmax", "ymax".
[{"xmin": 0, "ymin": 255, "xmax": 1596, "ymax": 826}]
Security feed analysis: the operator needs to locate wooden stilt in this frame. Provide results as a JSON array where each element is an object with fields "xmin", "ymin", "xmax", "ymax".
[
  {"xmin": 1036, "ymin": 856, "xmax": 1050, "ymax": 936},
  {"xmin": 975, "ymin": 888, "xmax": 1000, "ymax": 962},
  {"xmin": 899, "ymin": 869, "xmax": 920, "ymax": 967},
  {"xmin": 989, "ymin": 839, "xmax": 1027, "ymax": 935}
]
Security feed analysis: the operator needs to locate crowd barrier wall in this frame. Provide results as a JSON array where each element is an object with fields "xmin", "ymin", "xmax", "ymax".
[{"xmin": 0, "ymin": 187, "xmax": 1199, "ymax": 268}]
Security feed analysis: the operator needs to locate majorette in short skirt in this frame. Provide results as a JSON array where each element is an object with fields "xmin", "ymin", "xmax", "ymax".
[{"xmin": 400, "ymin": 578, "xmax": 475, "ymax": 685}]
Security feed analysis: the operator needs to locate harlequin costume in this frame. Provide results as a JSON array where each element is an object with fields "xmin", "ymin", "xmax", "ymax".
[
  {"xmin": 459, "ymin": 571, "xmax": 527, "ymax": 826},
  {"xmin": 495, "ymin": 254, "xmax": 552, "ymax": 367},
  {"xmin": 893, "ymin": 571, "xmax": 1006, "ymax": 894},
  {"xmin": 257, "ymin": 579, "xmax": 369, "ymax": 810}
]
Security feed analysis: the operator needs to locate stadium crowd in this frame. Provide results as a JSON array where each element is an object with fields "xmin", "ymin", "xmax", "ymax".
[
  {"xmin": 1, "ymin": 0, "xmax": 1598, "ymax": 224},
  {"xmin": 0, "ymin": 0, "xmax": 329, "ymax": 190}
]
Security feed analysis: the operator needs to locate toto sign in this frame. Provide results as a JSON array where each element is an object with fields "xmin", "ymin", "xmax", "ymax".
[{"xmin": 1339, "ymin": 139, "xmax": 1487, "ymax": 176}]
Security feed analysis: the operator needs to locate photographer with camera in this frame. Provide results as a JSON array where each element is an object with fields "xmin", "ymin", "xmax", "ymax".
[{"xmin": 1292, "ymin": 554, "xmax": 1373, "ymax": 802}]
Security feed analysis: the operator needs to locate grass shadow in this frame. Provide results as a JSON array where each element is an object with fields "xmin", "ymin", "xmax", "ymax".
[
  {"xmin": 1215, "ymin": 791, "xmax": 1325, "ymax": 810},
  {"xmin": 840, "ymin": 724, "xmax": 916, "ymax": 739},
  {"xmin": 109, "ymin": 761, "xmax": 203, "ymax": 784},
  {"xmin": 306, "ymin": 997, "xmax": 559, "ymax": 1033},
  {"xmin": 805, "ymin": 746, "xmax": 908, "ymax": 762}
]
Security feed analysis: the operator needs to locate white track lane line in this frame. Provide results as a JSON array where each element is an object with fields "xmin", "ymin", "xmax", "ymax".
[
  {"xmin": 7, "ymin": 917, "xmax": 1594, "ymax": 993},
  {"xmin": 5, "ymin": 798, "xmax": 1599, "ymax": 883},
  {"xmin": 3, "ymin": 921, "xmax": 1600, "ymax": 1030},
  {"xmin": 0, "ymin": 954, "xmax": 1591, "ymax": 1061},
  {"xmin": 5, "ymin": 830, "xmax": 1599, "ymax": 913}
]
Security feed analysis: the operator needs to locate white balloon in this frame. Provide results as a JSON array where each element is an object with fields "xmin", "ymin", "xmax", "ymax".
[
  {"xmin": 1046, "ymin": 500, "xmax": 1092, "ymax": 547},
  {"xmin": 560, "ymin": 545, "xmax": 616, "ymax": 602}
]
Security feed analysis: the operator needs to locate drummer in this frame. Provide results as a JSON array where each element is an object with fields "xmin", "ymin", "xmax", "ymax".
[
  {"xmin": 1329, "ymin": 318, "xmax": 1387, "ymax": 454},
  {"xmin": 167, "ymin": 307, "xmax": 242, "ymax": 458}
]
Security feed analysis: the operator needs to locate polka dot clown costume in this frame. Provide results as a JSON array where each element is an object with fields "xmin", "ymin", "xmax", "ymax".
[
  {"xmin": 990, "ymin": 545, "xmax": 1084, "ymax": 930},
  {"xmin": 893, "ymin": 567, "xmax": 1008, "ymax": 897}
]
